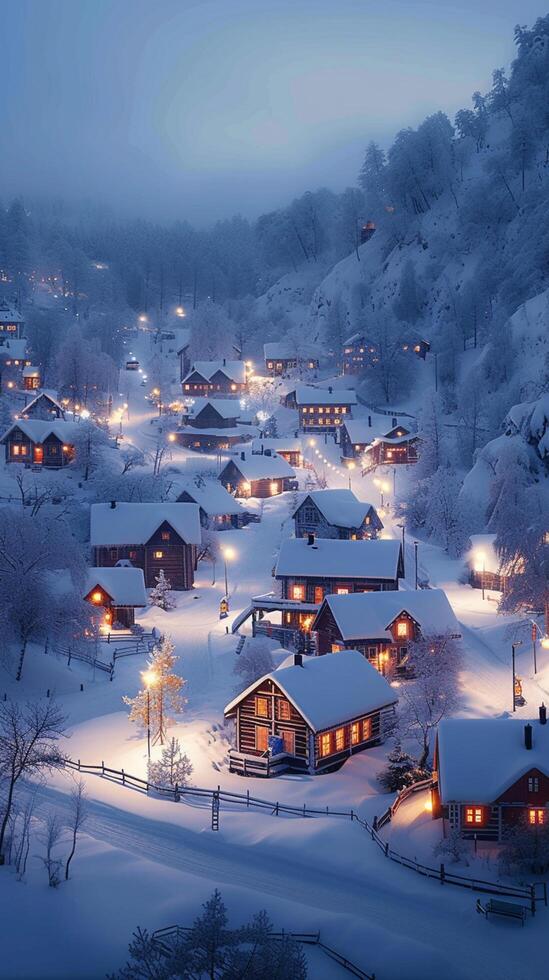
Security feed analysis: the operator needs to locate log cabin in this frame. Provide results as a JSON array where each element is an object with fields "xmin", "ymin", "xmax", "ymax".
[
  {"xmin": 0, "ymin": 339, "xmax": 32, "ymax": 390},
  {"xmin": 219, "ymin": 450, "xmax": 296, "ymax": 498},
  {"xmin": 342, "ymin": 332, "xmax": 430, "ymax": 375},
  {"xmin": 90, "ymin": 501, "xmax": 201, "ymax": 590},
  {"xmin": 340, "ymin": 416, "xmax": 418, "ymax": 464},
  {"xmin": 274, "ymin": 535, "xmax": 403, "ymax": 629},
  {"xmin": 0, "ymin": 419, "xmax": 77, "ymax": 467},
  {"xmin": 21, "ymin": 391, "xmax": 65, "ymax": 420},
  {"xmin": 23, "ymin": 366, "xmax": 41, "ymax": 390},
  {"xmin": 263, "ymin": 343, "xmax": 319, "ymax": 377},
  {"xmin": 432, "ymin": 710, "xmax": 549, "ymax": 840},
  {"xmin": 362, "ymin": 431, "xmax": 420, "ymax": 468},
  {"xmin": 312, "ymin": 588, "xmax": 460, "ymax": 674},
  {"xmin": 181, "ymin": 359, "xmax": 247, "ymax": 397},
  {"xmin": 0, "ymin": 301, "xmax": 24, "ymax": 339},
  {"xmin": 466, "ymin": 533, "xmax": 510, "ymax": 593},
  {"xmin": 224, "ymin": 649, "xmax": 398, "ymax": 776},
  {"xmin": 293, "ymin": 489, "xmax": 383, "ymax": 540},
  {"xmin": 84, "ymin": 566, "xmax": 147, "ymax": 629},
  {"xmin": 250, "ymin": 437, "xmax": 303, "ymax": 468},
  {"xmin": 176, "ymin": 479, "xmax": 252, "ymax": 529},
  {"xmin": 176, "ymin": 397, "xmax": 257, "ymax": 452},
  {"xmin": 295, "ymin": 385, "xmax": 357, "ymax": 433}
]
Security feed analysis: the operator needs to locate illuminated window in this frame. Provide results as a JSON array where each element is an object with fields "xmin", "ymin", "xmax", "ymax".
[
  {"xmin": 184, "ymin": 384, "xmax": 190, "ymax": 390},
  {"xmin": 255, "ymin": 696, "xmax": 269, "ymax": 718},
  {"xmin": 336, "ymin": 587, "xmax": 349, "ymax": 595},
  {"xmin": 230, "ymin": 383, "xmax": 237, "ymax": 391},
  {"xmin": 528, "ymin": 777, "xmax": 540, "ymax": 793},
  {"xmin": 161, "ymin": 531, "xmax": 170, "ymax": 541},
  {"xmin": 6, "ymin": 324, "xmax": 16, "ymax": 332},
  {"xmin": 351, "ymin": 722, "xmax": 360, "ymax": 745},
  {"xmin": 335, "ymin": 727, "xmax": 345, "ymax": 751},
  {"xmin": 291, "ymin": 584, "xmax": 305, "ymax": 601},
  {"xmin": 255, "ymin": 726, "xmax": 268, "ymax": 752},
  {"xmin": 270, "ymin": 481, "xmax": 279, "ymax": 495},
  {"xmin": 529, "ymin": 809, "xmax": 545, "ymax": 825},
  {"xmin": 91, "ymin": 591, "xmax": 103, "ymax": 604},
  {"xmin": 320, "ymin": 733, "xmax": 331, "ymax": 757},
  {"xmin": 278, "ymin": 700, "xmax": 291, "ymax": 720},
  {"xmin": 396, "ymin": 621, "xmax": 408, "ymax": 638},
  {"xmin": 314, "ymin": 586, "xmax": 324, "ymax": 604},
  {"xmin": 362, "ymin": 718, "xmax": 372, "ymax": 741},
  {"xmin": 153, "ymin": 550, "xmax": 163, "ymax": 559},
  {"xmin": 465, "ymin": 807, "xmax": 483, "ymax": 825}
]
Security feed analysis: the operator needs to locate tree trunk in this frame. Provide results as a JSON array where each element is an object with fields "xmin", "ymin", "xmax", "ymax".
[
  {"xmin": 0, "ymin": 775, "xmax": 16, "ymax": 859},
  {"xmin": 65, "ymin": 828, "xmax": 77, "ymax": 880},
  {"xmin": 16, "ymin": 637, "xmax": 28, "ymax": 682},
  {"xmin": 418, "ymin": 737, "xmax": 430, "ymax": 770}
]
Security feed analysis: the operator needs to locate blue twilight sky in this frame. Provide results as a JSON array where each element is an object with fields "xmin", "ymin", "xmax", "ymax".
[{"xmin": 1, "ymin": 0, "xmax": 545, "ymax": 224}]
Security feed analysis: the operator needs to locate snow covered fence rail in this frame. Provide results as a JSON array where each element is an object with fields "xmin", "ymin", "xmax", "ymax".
[
  {"xmin": 375, "ymin": 777, "xmax": 433, "ymax": 829},
  {"xmin": 151, "ymin": 925, "xmax": 376, "ymax": 979},
  {"xmin": 62, "ymin": 760, "xmax": 547, "ymax": 911}
]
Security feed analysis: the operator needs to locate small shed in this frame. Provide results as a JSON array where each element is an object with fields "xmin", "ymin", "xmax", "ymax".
[
  {"xmin": 219, "ymin": 451, "xmax": 295, "ymax": 498},
  {"xmin": 84, "ymin": 566, "xmax": 147, "ymax": 629}
]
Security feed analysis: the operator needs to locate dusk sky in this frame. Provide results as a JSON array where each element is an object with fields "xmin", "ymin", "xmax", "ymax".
[{"xmin": 2, "ymin": 0, "xmax": 546, "ymax": 223}]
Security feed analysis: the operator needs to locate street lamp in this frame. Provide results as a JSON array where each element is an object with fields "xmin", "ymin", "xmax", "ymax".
[
  {"xmin": 396, "ymin": 523, "xmax": 405, "ymax": 578},
  {"xmin": 222, "ymin": 545, "xmax": 236, "ymax": 599},
  {"xmin": 511, "ymin": 641, "xmax": 522, "ymax": 713},
  {"xmin": 414, "ymin": 541, "xmax": 419, "ymax": 590},
  {"xmin": 474, "ymin": 551, "xmax": 486, "ymax": 600},
  {"xmin": 347, "ymin": 461, "xmax": 355, "ymax": 490},
  {"xmin": 141, "ymin": 669, "xmax": 158, "ymax": 758}
]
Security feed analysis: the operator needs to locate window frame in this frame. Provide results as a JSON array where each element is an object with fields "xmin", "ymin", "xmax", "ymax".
[{"xmin": 255, "ymin": 696, "xmax": 269, "ymax": 718}]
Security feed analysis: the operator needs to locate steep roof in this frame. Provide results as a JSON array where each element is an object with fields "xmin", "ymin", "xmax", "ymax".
[
  {"xmin": 85, "ymin": 567, "xmax": 147, "ymax": 607},
  {"xmin": 176, "ymin": 479, "xmax": 245, "ymax": 516},
  {"xmin": 21, "ymin": 392, "xmax": 64, "ymax": 416},
  {"xmin": 295, "ymin": 385, "xmax": 357, "ymax": 407},
  {"xmin": 90, "ymin": 502, "xmax": 201, "ymax": 547},
  {"xmin": 251, "ymin": 437, "xmax": 302, "ymax": 454},
  {"xmin": 223, "ymin": 452, "xmax": 295, "ymax": 481},
  {"xmin": 317, "ymin": 589, "xmax": 460, "ymax": 641},
  {"xmin": 275, "ymin": 537, "xmax": 402, "ymax": 580},
  {"xmin": 0, "ymin": 419, "xmax": 78, "ymax": 443},
  {"xmin": 342, "ymin": 416, "xmax": 412, "ymax": 444},
  {"xmin": 225, "ymin": 649, "xmax": 397, "ymax": 731},
  {"xmin": 437, "ymin": 717, "xmax": 549, "ymax": 803},
  {"xmin": 295, "ymin": 489, "xmax": 378, "ymax": 529},
  {"xmin": 187, "ymin": 398, "xmax": 243, "ymax": 421},
  {"xmin": 183, "ymin": 360, "xmax": 245, "ymax": 384}
]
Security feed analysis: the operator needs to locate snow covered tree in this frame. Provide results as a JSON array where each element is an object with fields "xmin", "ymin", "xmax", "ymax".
[
  {"xmin": 147, "ymin": 737, "xmax": 192, "ymax": 788},
  {"xmin": 378, "ymin": 740, "xmax": 431, "ymax": 792},
  {"xmin": 393, "ymin": 260, "xmax": 425, "ymax": 324},
  {"xmin": 397, "ymin": 633, "xmax": 462, "ymax": 768},
  {"xmin": 188, "ymin": 298, "xmax": 236, "ymax": 361},
  {"xmin": 0, "ymin": 698, "xmax": 67, "ymax": 863},
  {"xmin": 149, "ymin": 569, "xmax": 175, "ymax": 611},
  {"xmin": 123, "ymin": 635, "xmax": 186, "ymax": 746},
  {"xmin": 39, "ymin": 810, "xmax": 65, "ymax": 888},
  {"xmin": 72, "ymin": 418, "xmax": 110, "ymax": 481},
  {"xmin": 233, "ymin": 637, "xmax": 274, "ymax": 691},
  {"xmin": 499, "ymin": 814, "xmax": 549, "ymax": 876},
  {"xmin": 423, "ymin": 466, "xmax": 468, "ymax": 556},
  {"xmin": 337, "ymin": 187, "xmax": 365, "ymax": 262},
  {"xmin": 188, "ymin": 889, "xmax": 234, "ymax": 978},
  {"xmin": 433, "ymin": 828, "xmax": 470, "ymax": 865},
  {"xmin": 415, "ymin": 392, "xmax": 449, "ymax": 479}
]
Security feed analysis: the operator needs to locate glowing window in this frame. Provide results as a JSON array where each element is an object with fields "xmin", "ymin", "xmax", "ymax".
[
  {"xmin": 465, "ymin": 807, "xmax": 483, "ymax": 825},
  {"xmin": 161, "ymin": 531, "xmax": 170, "ymax": 541},
  {"xmin": 278, "ymin": 700, "xmax": 291, "ymax": 720},
  {"xmin": 255, "ymin": 696, "xmax": 269, "ymax": 718},
  {"xmin": 314, "ymin": 586, "xmax": 324, "ymax": 604},
  {"xmin": 335, "ymin": 727, "xmax": 345, "ymax": 751},
  {"xmin": 397, "ymin": 621, "xmax": 408, "ymax": 638},
  {"xmin": 292, "ymin": 584, "xmax": 305, "ymax": 601},
  {"xmin": 320, "ymin": 733, "xmax": 331, "ymax": 757},
  {"xmin": 153, "ymin": 550, "xmax": 163, "ymax": 559},
  {"xmin": 362, "ymin": 718, "xmax": 372, "ymax": 741},
  {"xmin": 91, "ymin": 591, "xmax": 103, "ymax": 604},
  {"xmin": 351, "ymin": 722, "xmax": 360, "ymax": 745},
  {"xmin": 529, "ymin": 809, "xmax": 545, "ymax": 825},
  {"xmin": 255, "ymin": 726, "xmax": 268, "ymax": 752},
  {"xmin": 336, "ymin": 587, "xmax": 349, "ymax": 595}
]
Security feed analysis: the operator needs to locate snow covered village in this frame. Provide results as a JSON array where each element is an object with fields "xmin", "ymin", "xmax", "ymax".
[{"xmin": 0, "ymin": 4, "xmax": 548, "ymax": 979}]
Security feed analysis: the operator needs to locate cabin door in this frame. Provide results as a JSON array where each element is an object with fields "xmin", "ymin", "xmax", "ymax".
[
  {"xmin": 280, "ymin": 730, "xmax": 295, "ymax": 756},
  {"xmin": 33, "ymin": 445, "xmax": 43, "ymax": 464}
]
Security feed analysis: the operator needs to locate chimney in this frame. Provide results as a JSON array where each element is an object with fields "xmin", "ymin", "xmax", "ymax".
[
  {"xmin": 240, "ymin": 451, "xmax": 245, "ymax": 461},
  {"xmin": 328, "ymin": 385, "xmax": 333, "ymax": 394},
  {"xmin": 294, "ymin": 653, "xmax": 303, "ymax": 667},
  {"xmin": 223, "ymin": 357, "xmax": 226, "ymax": 366},
  {"xmin": 524, "ymin": 724, "xmax": 533, "ymax": 750},
  {"xmin": 110, "ymin": 500, "xmax": 116, "ymax": 509},
  {"xmin": 392, "ymin": 417, "xmax": 397, "ymax": 427},
  {"xmin": 307, "ymin": 533, "xmax": 315, "ymax": 546},
  {"xmin": 540, "ymin": 704, "xmax": 547, "ymax": 725},
  {"xmin": 368, "ymin": 415, "xmax": 372, "ymax": 427},
  {"xmin": 265, "ymin": 448, "xmax": 272, "ymax": 456}
]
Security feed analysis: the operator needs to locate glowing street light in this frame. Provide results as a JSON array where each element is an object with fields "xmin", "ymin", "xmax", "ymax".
[
  {"xmin": 141, "ymin": 669, "xmax": 158, "ymax": 758},
  {"xmin": 222, "ymin": 545, "xmax": 236, "ymax": 599},
  {"xmin": 167, "ymin": 433, "xmax": 177, "ymax": 443},
  {"xmin": 474, "ymin": 551, "xmax": 487, "ymax": 600},
  {"xmin": 175, "ymin": 306, "xmax": 186, "ymax": 318},
  {"xmin": 347, "ymin": 460, "xmax": 355, "ymax": 490}
]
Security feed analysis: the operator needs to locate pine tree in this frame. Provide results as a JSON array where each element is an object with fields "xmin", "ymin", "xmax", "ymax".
[
  {"xmin": 148, "ymin": 737, "xmax": 192, "ymax": 788},
  {"xmin": 123, "ymin": 635, "xmax": 186, "ymax": 745},
  {"xmin": 149, "ymin": 569, "xmax": 175, "ymax": 611},
  {"xmin": 378, "ymin": 740, "xmax": 430, "ymax": 792}
]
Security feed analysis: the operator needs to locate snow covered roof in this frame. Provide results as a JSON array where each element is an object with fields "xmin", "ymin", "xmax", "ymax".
[
  {"xmin": 176, "ymin": 479, "xmax": 245, "ymax": 516},
  {"xmin": 0, "ymin": 419, "xmax": 78, "ymax": 443},
  {"xmin": 342, "ymin": 416, "xmax": 412, "ymax": 444},
  {"xmin": 466, "ymin": 534, "xmax": 500, "ymax": 575},
  {"xmin": 183, "ymin": 360, "xmax": 246, "ymax": 384},
  {"xmin": 264, "ymin": 343, "xmax": 317, "ymax": 361},
  {"xmin": 275, "ymin": 537, "xmax": 402, "ymax": 580},
  {"xmin": 251, "ymin": 437, "xmax": 302, "ymax": 454},
  {"xmin": 0, "ymin": 339, "xmax": 27, "ymax": 359},
  {"xmin": 85, "ymin": 567, "xmax": 147, "ymax": 607},
  {"xmin": 21, "ymin": 392, "xmax": 64, "ymax": 416},
  {"xmin": 90, "ymin": 502, "xmax": 201, "ymax": 547},
  {"xmin": 0, "ymin": 303, "xmax": 23, "ymax": 323},
  {"xmin": 225, "ymin": 649, "xmax": 397, "ymax": 731},
  {"xmin": 295, "ymin": 385, "xmax": 357, "ymax": 407},
  {"xmin": 222, "ymin": 452, "xmax": 295, "ymax": 481},
  {"xmin": 186, "ymin": 398, "xmax": 243, "ymax": 421},
  {"xmin": 294, "ymin": 489, "xmax": 378, "ymax": 529},
  {"xmin": 177, "ymin": 424, "xmax": 258, "ymax": 439},
  {"xmin": 437, "ymin": 717, "xmax": 549, "ymax": 804},
  {"xmin": 343, "ymin": 331, "xmax": 364, "ymax": 346},
  {"xmin": 317, "ymin": 589, "xmax": 460, "ymax": 641},
  {"xmin": 22, "ymin": 366, "xmax": 40, "ymax": 377}
]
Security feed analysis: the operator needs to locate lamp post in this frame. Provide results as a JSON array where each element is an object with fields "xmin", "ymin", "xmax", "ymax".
[
  {"xmin": 414, "ymin": 541, "xmax": 419, "ymax": 590},
  {"xmin": 530, "ymin": 620, "xmax": 539, "ymax": 675},
  {"xmin": 347, "ymin": 461, "xmax": 355, "ymax": 490},
  {"xmin": 222, "ymin": 545, "xmax": 236, "ymax": 600},
  {"xmin": 141, "ymin": 669, "xmax": 158, "ymax": 758},
  {"xmin": 396, "ymin": 523, "xmax": 405, "ymax": 578},
  {"xmin": 511, "ymin": 641, "xmax": 522, "ymax": 713}
]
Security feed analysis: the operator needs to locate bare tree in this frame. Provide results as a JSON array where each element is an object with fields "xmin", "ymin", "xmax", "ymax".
[
  {"xmin": 39, "ymin": 810, "xmax": 65, "ymax": 887},
  {"xmin": 397, "ymin": 633, "xmax": 462, "ymax": 768},
  {"xmin": 0, "ymin": 698, "xmax": 67, "ymax": 862},
  {"xmin": 64, "ymin": 778, "xmax": 88, "ymax": 880}
]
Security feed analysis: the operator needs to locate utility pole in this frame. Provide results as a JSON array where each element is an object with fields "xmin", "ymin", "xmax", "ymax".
[{"xmin": 414, "ymin": 541, "xmax": 419, "ymax": 590}]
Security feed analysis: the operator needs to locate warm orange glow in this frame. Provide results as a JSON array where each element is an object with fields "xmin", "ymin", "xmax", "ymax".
[
  {"xmin": 541, "ymin": 638, "xmax": 549, "ymax": 650},
  {"xmin": 465, "ymin": 807, "xmax": 483, "ymax": 825},
  {"xmin": 91, "ymin": 591, "xmax": 103, "ymax": 604},
  {"xmin": 529, "ymin": 808, "xmax": 545, "ymax": 825},
  {"xmin": 222, "ymin": 546, "xmax": 236, "ymax": 562},
  {"xmin": 141, "ymin": 669, "xmax": 158, "ymax": 689},
  {"xmin": 153, "ymin": 550, "xmax": 163, "ymax": 559},
  {"xmin": 230, "ymin": 383, "xmax": 237, "ymax": 391},
  {"xmin": 397, "ymin": 620, "xmax": 408, "ymax": 638},
  {"xmin": 291, "ymin": 584, "xmax": 305, "ymax": 601},
  {"xmin": 270, "ymin": 481, "xmax": 279, "ymax": 495},
  {"xmin": 424, "ymin": 798, "xmax": 433, "ymax": 812},
  {"xmin": 167, "ymin": 433, "xmax": 176, "ymax": 443}
]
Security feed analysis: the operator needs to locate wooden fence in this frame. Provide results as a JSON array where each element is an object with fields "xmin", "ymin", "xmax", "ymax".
[
  {"xmin": 63, "ymin": 758, "xmax": 547, "ymax": 912},
  {"xmin": 152, "ymin": 925, "xmax": 375, "ymax": 979},
  {"xmin": 375, "ymin": 777, "xmax": 433, "ymax": 829},
  {"xmin": 46, "ymin": 634, "xmax": 155, "ymax": 680}
]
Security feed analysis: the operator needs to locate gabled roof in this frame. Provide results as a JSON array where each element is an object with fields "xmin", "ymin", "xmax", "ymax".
[
  {"xmin": 85, "ymin": 567, "xmax": 147, "ymax": 607},
  {"xmin": 0, "ymin": 419, "xmax": 78, "ymax": 444},
  {"xmin": 183, "ymin": 360, "xmax": 246, "ymax": 384},
  {"xmin": 187, "ymin": 398, "xmax": 242, "ymax": 421},
  {"xmin": 222, "ymin": 452, "xmax": 295, "ymax": 481},
  {"xmin": 342, "ymin": 416, "xmax": 412, "ymax": 444},
  {"xmin": 263, "ymin": 342, "xmax": 318, "ymax": 361},
  {"xmin": 295, "ymin": 385, "xmax": 357, "ymax": 407},
  {"xmin": 294, "ymin": 489, "xmax": 379, "ymax": 530},
  {"xmin": 90, "ymin": 502, "xmax": 201, "ymax": 547},
  {"xmin": 251, "ymin": 437, "xmax": 302, "ymax": 454},
  {"xmin": 176, "ymin": 480, "xmax": 245, "ymax": 516},
  {"xmin": 23, "ymin": 366, "xmax": 40, "ymax": 377},
  {"xmin": 0, "ymin": 303, "xmax": 23, "ymax": 323},
  {"xmin": 316, "ymin": 589, "xmax": 460, "ymax": 641},
  {"xmin": 224, "ymin": 649, "xmax": 397, "ymax": 731},
  {"xmin": 275, "ymin": 537, "xmax": 402, "ymax": 580},
  {"xmin": 0, "ymin": 339, "xmax": 28, "ymax": 359},
  {"xmin": 437, "ymin": 717, "xmax": 549, "ymax": 804},
  {"xmin": 21, "ymin": 392, "xmax": 64, "ymax": 417},
  {"xmin": 343, "ymin": 331, "xmax": 366, "ymax": 346}
]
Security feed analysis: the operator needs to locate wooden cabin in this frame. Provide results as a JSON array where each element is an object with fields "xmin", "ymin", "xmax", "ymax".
[
  {"xmin": 176, "ymin": 479, "xmax": 252, "ymax": 529},
  {"xmin": 176, "ymin": 398, "xmax": 257, "ymax": 452},
  {"xmin": 263, "ymin": 343, "xmax": 319, "ymax": 377},
  {"xmin": 21, "ymin": 392, "xmax": 65, "ymax": 420},
  {"xmin": 0, "ymin": 420, "xmax": 76, "ymax": 467},
  {"xmin": 250, "ymin": 437, "xmax": 303, "ymax": 468},
  {"xmin": 0, "ymin": 301, "xmax": 24, "ymax": 339},
  {"xmin": 362, "ymin": 431, "xmax": 420, "ymax": 467},
  {"xmin": 293, "ymin": 489, "xmax": 383, "ymax": 540},
  {"xmin": 0, "ymin": 339, "xmax": 31, "ymax": 389},
  {"xmin": 432, "ymin": 711, "xmax": 549, "ymax": 840},
  {"xmin": 466, "ymin": 534, "xmax": 509, "ymax": 593},
  {"xmin": 224, "ymin": 650, "xmax": 397, "ymax": 776},
  {"xmin": 340, "ymin": 417, "xmax": 418, "ymax": 464},
  {"xmin": 219, "ymin": 450, "xmax": 296, "ymax": 498},
  {"xmin": 23, "ymin": 366, "xmax": 40, "ymax": 390},
  {"xmin": 181, "ymin": 359, "xmax": 247, "ymax": 398},
  {"xmin": 342, "ymin": 332, "xmax": 430, "ymax": 375},
  {"xmin": 84, "ymin": 566, "xmax": 147, "ymax": 629},
  {"xmin": 275, "ymin": 536, "xmax": 403, "ymax": 629},
  {"xmin": 90, "ymin": 502, "xmax": 201, "ymax": 590},
  {"xmin": 312, "ymin": 589, "xmax": 460, "ymax": 674},
  {"xmin": 295, "ymin": 385, "xmax": 357, "ymax": 433}
]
